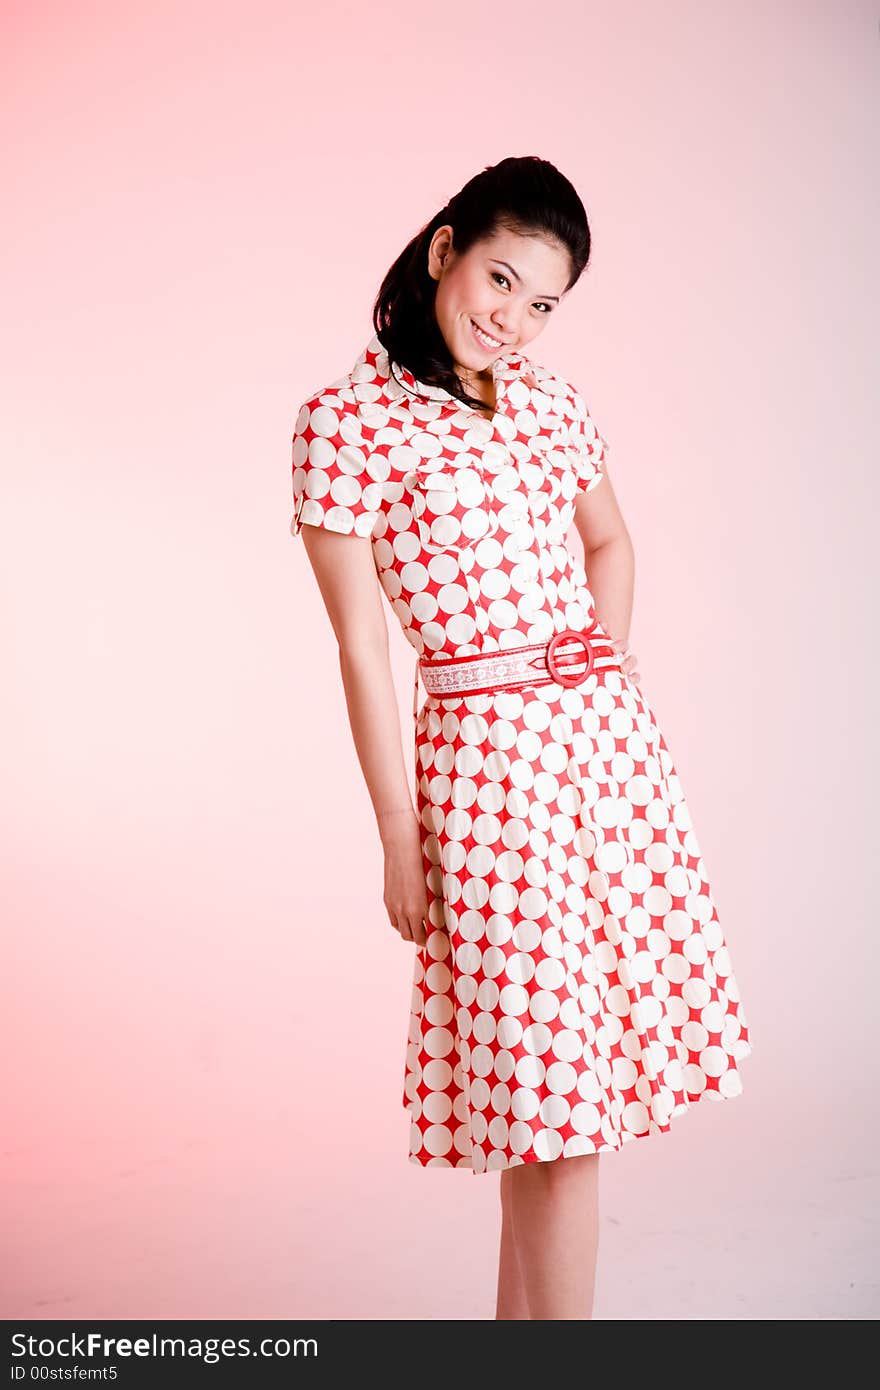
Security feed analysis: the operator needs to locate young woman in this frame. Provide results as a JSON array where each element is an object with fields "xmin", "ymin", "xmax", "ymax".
[{"xmin": 289, "ymin": 155, "xmax": 753, "ymax": 1320}]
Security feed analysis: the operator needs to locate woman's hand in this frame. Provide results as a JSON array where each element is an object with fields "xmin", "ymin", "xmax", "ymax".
[
  {"xmin": 379, "ymin": 808, "xmax": 430, "ymax": 947},
  {"xmin": 608, "ymin": 632, "xmax": 641, "ymax": 687}
]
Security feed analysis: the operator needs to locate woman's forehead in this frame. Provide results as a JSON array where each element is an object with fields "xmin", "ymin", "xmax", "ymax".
[{"xmin": 470, "ymin": 228, "xmax": 571, "ymax": 290}]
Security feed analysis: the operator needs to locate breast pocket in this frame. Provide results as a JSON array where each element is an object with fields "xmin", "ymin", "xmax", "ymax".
[
  {"xmin": 543, "ymin": 442, "xmax": 602, "ymax": 498},
  {"xmin": 509, "ymin": 445, "xmax": 569, "ymax": 543},
  {"xmin": 410, "ymin": 467, "xmax": 500, "ymax": 554}
]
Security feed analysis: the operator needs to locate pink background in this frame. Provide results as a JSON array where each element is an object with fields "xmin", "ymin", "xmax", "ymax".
[{"xmin": 3, "ymin": 0, "xmax": 877, "ymax": 1319}]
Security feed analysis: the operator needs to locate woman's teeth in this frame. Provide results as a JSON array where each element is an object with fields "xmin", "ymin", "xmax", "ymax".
[{"xmin": 470, "ymin": 318, "xmax": 503, "ymax": 349}]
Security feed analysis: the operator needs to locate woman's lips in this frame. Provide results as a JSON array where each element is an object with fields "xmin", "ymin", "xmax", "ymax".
[{"xmin": 470, "ymin": 317, "xmax": 505, "ymax": 351}]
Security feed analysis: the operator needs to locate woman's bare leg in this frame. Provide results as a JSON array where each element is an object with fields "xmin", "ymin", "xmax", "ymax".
[
  {"xmin": 504, "ymin": 1152, "xmax": 601, "ymax": 1319},
  {"xmin": 495, "ymin": 1170, "xmax": 530, "ymax": 1319}
]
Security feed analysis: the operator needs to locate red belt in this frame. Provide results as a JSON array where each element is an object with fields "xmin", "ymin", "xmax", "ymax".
[{"xmin": 412, "ymin": 624, "xmax": 622, "ymax": 714}]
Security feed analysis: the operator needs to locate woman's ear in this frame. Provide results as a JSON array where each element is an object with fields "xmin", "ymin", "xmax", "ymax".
[{"xmin": 427, "ymin": 223, "xmax": 454, "ymax": 280}]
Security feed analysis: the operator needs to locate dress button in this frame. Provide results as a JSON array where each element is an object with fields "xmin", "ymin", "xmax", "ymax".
[
  {"xmin": 470, "ymin": 418, "xmax": 493, "ymax": 445},
  {"xmin": 482, "ymin": 441, "xmax": 509, "ymax": 472}
]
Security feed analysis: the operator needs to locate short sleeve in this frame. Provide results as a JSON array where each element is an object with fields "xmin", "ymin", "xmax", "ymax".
[
  {"xmin": 568, "ymin": 387, "xmax": 610, "ymax": 495},
  {"xmin": 290, "ymin": 390, "xmax": 383, "ymax": 539}
]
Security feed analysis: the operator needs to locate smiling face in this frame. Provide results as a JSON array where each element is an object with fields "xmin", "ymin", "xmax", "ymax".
[{"xmin": 427, "ymin": 222, "xmax": 573, "ymax": 387}]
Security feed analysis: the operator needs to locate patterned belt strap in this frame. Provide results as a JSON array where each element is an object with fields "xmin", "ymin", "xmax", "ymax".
[{"xmin": 413, "ymin": 626, "xmax": 622, "ymax": 712}]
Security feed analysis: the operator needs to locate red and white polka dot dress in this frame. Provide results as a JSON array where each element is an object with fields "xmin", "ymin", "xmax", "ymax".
[{"xmin": 291, "ymin": 332, "xmax": 753, "ymax": 1174}]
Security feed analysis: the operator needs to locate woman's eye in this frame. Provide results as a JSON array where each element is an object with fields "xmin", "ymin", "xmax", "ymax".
[{"xmin": 490, "ymin": 271, "xmax": 552, "ymax": 312}]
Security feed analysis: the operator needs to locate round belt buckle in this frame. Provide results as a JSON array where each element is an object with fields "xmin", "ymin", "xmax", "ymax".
[{"xmin": 546, "ymin": 628, "xmax": 594, "ymax": 687}]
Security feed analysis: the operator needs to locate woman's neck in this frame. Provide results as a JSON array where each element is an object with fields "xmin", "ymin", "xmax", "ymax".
[{"xmin": 457, "ymin": 366, "xmax": 495, "ymax": 416}]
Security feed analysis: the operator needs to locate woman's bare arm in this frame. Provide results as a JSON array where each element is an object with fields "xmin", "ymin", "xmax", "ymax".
[
  {"xmin": 299, "ymin": 521, "xmax": 428, "ymax": 946},
  {"xmin": 572, "ymin": 468, "xmax": 640, "ymax": 684}
]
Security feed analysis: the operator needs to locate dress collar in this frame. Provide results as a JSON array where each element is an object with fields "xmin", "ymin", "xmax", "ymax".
[{"xmin": 355, "ymin": 331, "xmax": 532, "ymax": 412}]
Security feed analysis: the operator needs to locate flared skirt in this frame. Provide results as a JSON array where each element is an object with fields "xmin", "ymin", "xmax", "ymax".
[{"xmin": 401, "ymin": 668, "xmax": 753, "ymax": 1174}]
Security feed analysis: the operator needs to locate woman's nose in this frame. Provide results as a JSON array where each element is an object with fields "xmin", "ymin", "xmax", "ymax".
[{"xmin": 491, "ymin": 310, "xmax": 519, "ymax": 338}]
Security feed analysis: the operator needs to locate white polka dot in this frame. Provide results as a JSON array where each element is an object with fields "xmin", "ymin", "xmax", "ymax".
[
  {"xmin": 546, "ymin": 1061, "xmax": 578, "ymax": 1095},
  {"xmin": 514, "ymin": 1054, "xmax": 546, "ymax": 1088},
  {"xmin": 509, "ymin": 1120, "xmax": 537, "ymax": 1155},
  {"xmin": 532, "ymin": 1128, "xmax": 564, "ymax": 1161},
  {"xmin": 511, "ymin": 1087, "xmax": 541, "ymax": 1121},
  {"xmin": 423, "ymin": 1124, "xmax": 453, "ymax": 1156},
  {"xmin": 499, "ymin": 983, "xmax": 529, "ymax": 1016},
  {"xmin": 621, "ymin": 1101, "xmax": 650, "ymax": 1134},
  {"xmin": 521, "ymin": 1021, "xmax": 553, "ymax": 1054},
  {"xmin": 422, "ymin": 1091, "xmax": 453, "ymax": 1123},
  {"xmin": 540, "ymin": 1094, "xmax": 572, "ymax": 1129},
  {"xmin": 570, "ymin": 1101, "xmax": 601, "ymax": 1136}
]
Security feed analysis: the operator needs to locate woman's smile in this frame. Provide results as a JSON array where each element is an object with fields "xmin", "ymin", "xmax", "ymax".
[{"xmin": 469, "ymin": 317, "xmax": 506, "ymax": 351}]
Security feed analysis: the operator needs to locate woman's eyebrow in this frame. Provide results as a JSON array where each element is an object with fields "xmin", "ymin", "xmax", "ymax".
[{"xmin": 491, "ymin": 259, "xmax": 561, "ymax": 303}]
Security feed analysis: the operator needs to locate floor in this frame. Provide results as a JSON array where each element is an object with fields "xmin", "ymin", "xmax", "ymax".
[{"xmin": 5, "ymin": 1082, "xmax": 877, "ymax": 1320}]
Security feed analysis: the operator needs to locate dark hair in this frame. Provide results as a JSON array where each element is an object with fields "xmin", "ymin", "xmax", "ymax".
[{"xmin": 372, "ymin": 155, "xmax": 591, "ymax": 412}]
